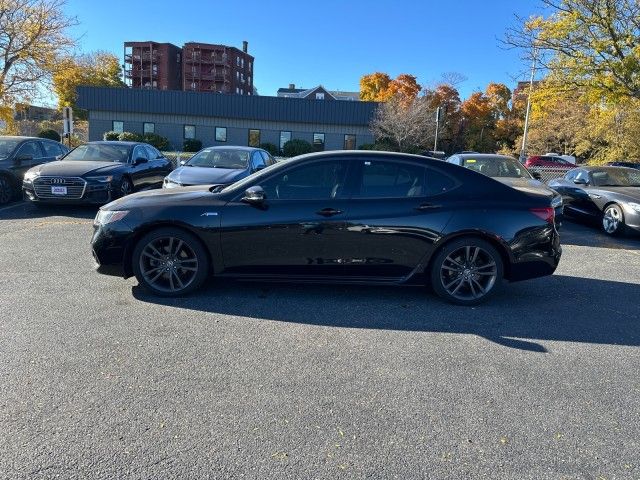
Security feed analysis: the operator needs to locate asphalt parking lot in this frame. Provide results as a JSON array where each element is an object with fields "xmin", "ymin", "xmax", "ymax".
[{"xmin": 1, "ymin": 202, "xmax": 639, "ymax": 479}]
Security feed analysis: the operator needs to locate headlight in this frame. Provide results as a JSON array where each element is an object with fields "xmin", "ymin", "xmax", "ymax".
[
  {"xmin": 23, "ymin": 171, "xmax": 40, "ymax": 183},
  {"xmin": 86, "ymin": 175, "xmax": 114, "ymax": 183},
  {"xmin": 94, "ymin": 210, "xmax": 129, "ymax": 226},
  {"xmin": 628, "ymin": 202, "xmax": 640, "ymax": 213},
  {"xmin": 163, "ymin": 178, "xmax": 182, "ymax": 188}
]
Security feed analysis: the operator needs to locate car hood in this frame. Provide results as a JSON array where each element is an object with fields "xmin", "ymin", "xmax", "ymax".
[
  {"xmin": 168, "ymin": 166, "xmax": 247, "ymax": 185},
  {"xmin": 104, "ymin": 185, "xmax": 216, "ymax": 210},
  {"xmin": 31, "ymin": 160, "xmax": 123, "ymax": 177},
  {"xmin": 493, "ymin": 177, "xmax": 558, "ymax": 199}
]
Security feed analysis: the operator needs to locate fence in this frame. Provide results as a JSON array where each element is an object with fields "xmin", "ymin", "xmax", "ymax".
[{"xmin": 527, "ymin": 166, "xmax": 574, "ymax": 184}]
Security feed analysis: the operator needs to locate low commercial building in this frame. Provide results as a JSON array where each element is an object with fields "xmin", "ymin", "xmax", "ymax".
[{"xmin": 76, "ymin": 87, "xmax": 377, "ymax": 151}]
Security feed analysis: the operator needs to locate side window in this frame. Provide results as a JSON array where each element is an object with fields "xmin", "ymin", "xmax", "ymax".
[
  {"xmin": 576, "ymin": 170, "xmax": 589, "ymax": 183},
  {"xmin": 132, "ymin": 146, "xmax": 148, "ymax": 162},
  {"xmin": 16, "ymin": 141, "xmax": 43, "ymax": 159},
  {"xmin": 260, "ymin": 150, "xmax": 275, "ymax": 166},
  {"xmin": 41, "ymin": 141, "xmax": 63, "ymax": 157},
  {"xmin": 260, "ymin": 161, "xmax": 348, "ymax": 200},
  {"xmin": 424, "ymin": 168, "xmax": 457, "ymax": 196},
  {"xmin": 144, "ymin": 145, "xmax": 160, "ymax": 159},
  {"xmin": 565, "ymin": 170, "xmax": 577, "ymax": 181},
  {"xmin": 448, "ymin": 156, "xmax": 460, "ymax": 166},
  {"xmin": 251, "ymin": 151, "xmax": 266, "ymax": 170},
  {"xmin": 354, "ymin": 160, "xmax": 427, "ymax": 198}
]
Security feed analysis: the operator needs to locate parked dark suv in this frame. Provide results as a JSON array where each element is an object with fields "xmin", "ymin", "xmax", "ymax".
[{"xmin": 0, "ymin": 136, "xmax": 69, "ymax": 203}]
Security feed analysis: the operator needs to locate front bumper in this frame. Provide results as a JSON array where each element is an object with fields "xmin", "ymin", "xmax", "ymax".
[
  {"xmin": 91, "ymin": 220, "xmax": 134, "ymax": 278},
  {"xmin": 23, "ymin": 181, "xmax": 115, "ymax": 205}
]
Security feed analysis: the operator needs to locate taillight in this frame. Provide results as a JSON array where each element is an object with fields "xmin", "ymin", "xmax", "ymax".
[{"xmin": 530, "ymin": 207, "xmax": 555, "ymax": 224}]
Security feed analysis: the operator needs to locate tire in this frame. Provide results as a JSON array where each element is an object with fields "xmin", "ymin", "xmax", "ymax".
[
  {"xmin": 119, "ymin": 177, "xmax": 133, "ymax": 197},
  {"xmin": 430, "ymin": 237, "xmax": 504, "ymax": 306},
  {"xmin": 0, "ymin": 175, "xmax": 14, "ymax": 204},
  {"xmin": 602, "ymin": 204, "xmax": 625, "ymax": 236},
  {"xmin": 132, "ymin": 227, "xmax": 210, "ymax": 297}
]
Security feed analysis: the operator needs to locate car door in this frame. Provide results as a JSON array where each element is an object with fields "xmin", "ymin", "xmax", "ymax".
[
  {"xmin": 339, "ymin": 158, "xmax": 457, "ymax": 279},
  {"xmin": 219, "ymin": 159, "xmax": 351, "ymax": 277},
  {"xmin": 554, "ymin": 170, "xmax": 595, "ymax": 217},
  {"xmin": 144, "ymin": 145, "xmax": 170, "ymax": 185},
  {"xmin": 129, "ymin": 145, "xmax": 153, "ymax": 189},
  {"xmin": 12, "ymin": 141, "xmax": 45, "ymax": 180}
]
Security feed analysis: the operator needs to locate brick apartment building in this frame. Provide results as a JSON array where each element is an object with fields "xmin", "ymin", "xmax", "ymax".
[
  {"xmin": 124, "ymin": 40, "xmax": 253, "ymax": 95},
  {"xmin": 124, "ymin": 42, "xmax": 182, "ymax": 90}
]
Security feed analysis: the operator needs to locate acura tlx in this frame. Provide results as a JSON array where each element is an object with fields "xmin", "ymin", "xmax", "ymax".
[{"xmin": 91, "ymin": 151, "xmax": 561, "ymax": 305}]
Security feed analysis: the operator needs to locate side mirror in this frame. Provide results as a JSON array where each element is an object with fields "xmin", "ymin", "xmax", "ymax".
[
  {"xmin": 532, "ymin": 171, "xmax": 542, "ymax": 180},
  {"xmin": 179, "ymin": 160, "xmax": 187, "ymax": 166},
  {"xmin": 134, "ymin": 157, "xmax": 148, "ymax": 165},
  {"xmin": 15, "ymin": 154, "xmax": 33, "ymax": 164},
  {"xmin": 573, "ymin": 178, "xmax": 588, "ymax": 185},
  {"xmin": 242, "ymin": 186, "xmax": 266, "ymax": 205}
]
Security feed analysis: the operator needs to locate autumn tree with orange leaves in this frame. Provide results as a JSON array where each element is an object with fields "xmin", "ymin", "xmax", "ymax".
[{"xmin": 360, "ymin": 72, "xmax": 421, "ymax": 104}]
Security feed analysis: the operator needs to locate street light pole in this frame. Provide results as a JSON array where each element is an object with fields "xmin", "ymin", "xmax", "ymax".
[
  {"xmin": 519, "ymin": 48, "xmax": 538, "ymax": 163},
  {"xmin": 434, "ymin": 107, "xmax": 442, "ymax": 152}
]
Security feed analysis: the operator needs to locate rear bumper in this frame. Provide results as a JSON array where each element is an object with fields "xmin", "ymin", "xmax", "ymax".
[{"xmin": 507, "ymin": 225, "xmax": 562, "ymax": 282}]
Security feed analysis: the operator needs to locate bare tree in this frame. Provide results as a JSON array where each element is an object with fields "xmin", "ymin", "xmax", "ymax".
[
  {"xmin": 371, "ymin": 95, "xmax": 437, "ymax": 152},
  {"xmin": 0, "ymin": 0, "xmax": 77, "ymax": 115}
]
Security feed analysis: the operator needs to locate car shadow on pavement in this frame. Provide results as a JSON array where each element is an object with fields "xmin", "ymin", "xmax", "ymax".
[
  {"xmin": 0, "ymin": 201, "xmax": 98, "ymax": 221},
  {"xmin": 132, "ymin": 274, "xmax": 640, "ymax": 353},
  {"xmin": 560, "ymin": 218, "xmax": 639, "ymax": 249}
]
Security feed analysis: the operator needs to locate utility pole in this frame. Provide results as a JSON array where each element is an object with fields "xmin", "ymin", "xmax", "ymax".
[
  {"xmin": 519, "ymin": 48, "xmax": 538, "ymax": 163},
  {"xmin": 434, "ymin": 107, "xmax": 442, "ymax": 152}
]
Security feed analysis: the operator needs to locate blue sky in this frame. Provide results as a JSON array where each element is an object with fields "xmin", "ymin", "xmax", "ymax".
[{"xmin": 64, "ymin": 0, "xmax": 542, "ymax": 99}]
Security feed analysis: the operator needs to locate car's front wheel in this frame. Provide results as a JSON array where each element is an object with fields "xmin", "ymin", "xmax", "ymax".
[
  {"xmin": 602, "ymin": 204, "xmax": 625, "ymax": 236},
  {"xmin": 132, "ymin": 228, "xmax": 209, "ymax": 296},
  {"xmin": 430, "ymin": 237, "xmax": 504, "ymax": 306},
  {"xmin": 119, "ymin": 177, "xmax": 133, "ymax": 197}
]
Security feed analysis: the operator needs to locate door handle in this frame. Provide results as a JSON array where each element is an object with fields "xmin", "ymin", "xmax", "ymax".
[
  {"xmin": 415, "ymin": 203, "xmax": 441, "ymax": 211},
  {"xmin": 316, "ymin": 208, "xmax": 343, "ymax": 217}
]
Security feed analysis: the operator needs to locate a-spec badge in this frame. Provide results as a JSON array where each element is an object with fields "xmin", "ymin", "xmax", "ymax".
[{"xmin": 201, "ymin": 212, "xmax": 219, "ymax": 216}]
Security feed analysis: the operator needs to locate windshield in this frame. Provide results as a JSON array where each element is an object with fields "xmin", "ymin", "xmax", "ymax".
[
  {"xmin": 187, "ymin": 148, "xmax": 250, "ymax": 169},
  {"xmin": 0, "ymin": 139, "xmax": 20, "ymax": 160},
  {"xmin": 591, "ymin": 168, "xmax": 640, "ymax": 187},
  {"xmin": 463, "ymin": 156, "xmax": 532, "ymax": 179},
  {"xmin": 64, "ymin": 144, "xmax": 130, "ymax": 163}
]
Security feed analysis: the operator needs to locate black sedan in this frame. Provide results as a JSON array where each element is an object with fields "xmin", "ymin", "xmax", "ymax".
[
  {"xmin": 446, "ymin": 153, "xmax": 563, "ymax": 221},
  {"xmin": 23, "ymin": 141, "xmax": 171, "ymax": 205},
  {"xmin": 0, "ymin": 136, "xmax": 69, "ymax": 203},
  {"xmin": 91, "ymin": 151, "xmax": 561, "ymax": 305},
  {"xmin": 549, "ymin": 166, "xmax": 640, "ymax": 235},
  {"xmin": 163, "ymin": 146, "xmax": 276, "ymax": 188}
]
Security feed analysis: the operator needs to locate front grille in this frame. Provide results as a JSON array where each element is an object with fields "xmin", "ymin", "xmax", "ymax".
[{"xmin": 33, "ymin": 176, "xmax": 87, "ymax": 199}]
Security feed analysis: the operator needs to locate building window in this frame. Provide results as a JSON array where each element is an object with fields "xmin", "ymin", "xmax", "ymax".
[
  {"xmin": 184, "ymin": 125, "xmax": 196, "ymax": 139},
  {"xmin": 313, "ymin": 133, "xmax": 325, "ymax": 151},
  {"xmin": 249, "ymin": 61, "xmax": 252, "ymax": 71},
  {"xmin": 315, "ymin": 93, "xmax": 325, "ymax": 100},
  {"xmin": 248, "ymin": 129, "xmax": 260, "ymax": 147},
  {"xmin": 215, "ymin": 127, "xmax": 227, "ymax": 142},
  {"xmin": 241, "ymin": 58, "xmax": 244, "ymax": 68},
  {"xmin": 344, "ymin": 134, "xmax": 356, "ymax": 150},
  {"xmin": 279, "ymin": 131, "xmax": 291, "ymax": 152},
  {"xmin": 112, "ymin": 121, "xmax": 124, "ymax": 133},
  {"xmin": 143, "ymin": 122, "xmax": 155, "ymax": 134},
  {"xmin": 241, "ymin": 73, "xmax": 244, "ymax": 83},
  {"xmin": 236, "ymin": 56, "xmax": 240, "ymax": 66},
  {"xmin": 236, "ymin": 87, "xmax": 240, "ymax": 94}
]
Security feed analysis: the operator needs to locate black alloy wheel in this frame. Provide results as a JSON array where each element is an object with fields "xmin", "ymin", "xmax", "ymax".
[
  {"xmin": 0, "ymin": 175, "xmax": 14, "ymax": 204},
  {"xmin": 430, "ymin": 237, "xmax": 504, "ymax": 306},
  {"xmin": 120, "ymin": 177, "xmax": 133, "ymax": 197},
  {"xmin": 602, "ymin": 204, "xmax": 625, "ymax": 236},
  {"xmin": 132, "ymin": 228, "xmax": 209, "ymax": 296}
]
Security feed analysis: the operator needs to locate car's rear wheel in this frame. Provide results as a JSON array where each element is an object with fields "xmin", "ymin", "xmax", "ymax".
[
  {"xmin": 430, "ymin": 237, "xmax": 504, "ymax": 306},
  {"xmin": 0, "ymin": 175, "xmax": 14, "ymax": 204},
  {"xmin": 132, "ymin": 228, "xmax": 209, "ymax": 296},
  {"xmin": 602, "ymin": 204, "xmax": 625, "ymax": 236}
]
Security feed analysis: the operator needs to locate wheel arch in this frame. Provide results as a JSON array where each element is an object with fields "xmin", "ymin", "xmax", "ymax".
[
  {"xmin": 423, "ymin": 231, "xmax": 513, "ymax": 282},
  {"xmin": 122, "ymin": 221, "xmax": 214, "ymax": 278}
]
